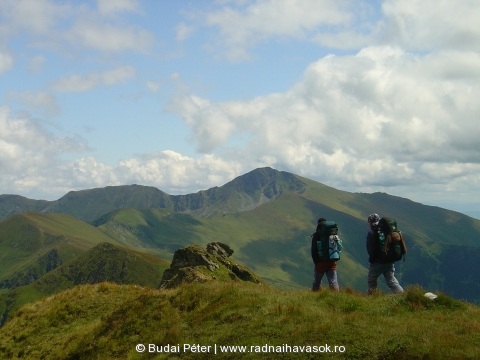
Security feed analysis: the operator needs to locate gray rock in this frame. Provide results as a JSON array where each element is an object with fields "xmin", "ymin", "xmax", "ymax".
[{"xmin": 159, "ymin": 243, "xmax": 261, "ymax": 289}]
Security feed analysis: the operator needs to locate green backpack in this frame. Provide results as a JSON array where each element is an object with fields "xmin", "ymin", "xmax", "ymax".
[
  {"xmin": 377, "ymin": 217, "xmax": 407, "ymax": 262},
  {"xmin": 315, "ymin": 221, "xmax": 343, "ymax": 261}
]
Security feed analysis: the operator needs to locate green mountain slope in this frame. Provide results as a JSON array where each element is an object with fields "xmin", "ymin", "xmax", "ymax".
[
  {"xmin": 0, "ymin": 212, "xmax": 124, "ymax": 289},
  {"xmin": 27, "ymin": 242, "xmax": 166, "ymax": 294},
  {"xmin": 0, "ymin": 282, "xmax": 478, "ymax": 359},
  {"xmin": 94, "ymin": 208, "xmax": 205, "ymax": 258},
  {"xmin": 0, "ymin": 242, "xmax": 168, "ymax": 325},
  {"xmin": 1, "ymin": 167, "xmax": 480, "ymax": 303},
  {"xmin": 92, "ymin": 186, "xmax": 480, "ymax": 302}
]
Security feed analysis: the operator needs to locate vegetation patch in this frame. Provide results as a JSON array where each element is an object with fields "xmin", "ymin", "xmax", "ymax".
[{"xmin": 1, "ymin": 282, "xmax": 479, "ymax": 359}]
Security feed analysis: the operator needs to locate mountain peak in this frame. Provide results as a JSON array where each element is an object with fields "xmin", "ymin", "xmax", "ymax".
[
  {"xmin": 0, "ymin": 167, "xmax": 308, "ymax": 222},
  {"xmin": 225, "ymin": 167, "xmax": 306, "ymax": 197}
]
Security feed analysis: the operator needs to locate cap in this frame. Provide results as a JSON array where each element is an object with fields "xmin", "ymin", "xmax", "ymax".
[{"xmin": 368, "ymin": 213, "xmax": 380, "ymax": 225}]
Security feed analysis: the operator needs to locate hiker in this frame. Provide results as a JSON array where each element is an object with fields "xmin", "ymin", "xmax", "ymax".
[
  {"xmin": 311, "ymin": 218, "xmax": 341, "ymax": 291},
  {"xmin": 366, "ymin": 213, "xmax": 404, "ymax": 294}
]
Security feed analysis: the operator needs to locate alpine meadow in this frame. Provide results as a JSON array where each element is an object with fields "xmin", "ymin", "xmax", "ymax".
[
  {"xmin": 1, "ymin": 167, "xmax": 480, "ymax": 359},
  {"xmin": 3, "ymin": 0, "xmax": 480, "ymax": 358}
]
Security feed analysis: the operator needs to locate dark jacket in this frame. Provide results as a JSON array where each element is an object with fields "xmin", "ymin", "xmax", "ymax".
[
  {"xmin": 311, "ymin": 221, "xmax": 325, "ymax": 263},
  {"xmin": 311, "ymin": 222, "xmax": 337, "ymax": 267},
  {"xmin": 366, "ymin": 225, "xmax": 387, "ymax": 263},
  {"xmin": 311, "ymin": 230, "xmax": 321, "ymax": 264}
]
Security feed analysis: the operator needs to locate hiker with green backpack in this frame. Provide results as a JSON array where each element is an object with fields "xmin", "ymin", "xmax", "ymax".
[
  {"xmin": 311, "ymin": 217, "xmax": 342, "ymax": 292},
  {"xmin": 366, "ymin": 213, "xmax": 405, "ymax": 295}
]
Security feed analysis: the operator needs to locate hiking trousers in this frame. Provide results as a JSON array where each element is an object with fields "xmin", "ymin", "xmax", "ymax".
[
  {"xmin": 368, "ymin": 262, "xmax": 404, "ymax": 294},
  {"xmin": 312, "ymin": 265, "xmax": 339, "ymax": 291}
]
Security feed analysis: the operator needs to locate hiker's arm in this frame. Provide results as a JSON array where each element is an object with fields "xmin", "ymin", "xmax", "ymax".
[
  {"xmin": 311, "ymin": 234, "xmax": 320, "ymax": 263},
  {"xmin": 366, "ymin": 231, "xmax": 376, "ymax": 263}
]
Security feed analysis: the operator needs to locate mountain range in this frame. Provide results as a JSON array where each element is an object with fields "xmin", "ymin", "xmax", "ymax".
[
  {"xmin": 1, "ymin": 166, "xmax": 480, "ymax": 325},
  {"xmin": 0, "ymin": 167, "xmax": 307, "ymax": 222}
]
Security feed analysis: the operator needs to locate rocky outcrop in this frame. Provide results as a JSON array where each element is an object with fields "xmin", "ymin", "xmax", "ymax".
[{"xmin": 159, "ymin": 242, "xmax": 262, "ymax": 289}]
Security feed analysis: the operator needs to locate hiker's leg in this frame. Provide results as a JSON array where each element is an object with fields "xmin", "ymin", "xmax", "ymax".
[
  {"xmin": 383, "ymin": 263, "xmax": 404, "ymax": 294},
  {"xmin": 326, "ymin": 269, "xmax": 339, "ymax": 291},
  {"xmin": 312, "ymin": 265, "xmax": 324, "ymax": 291},
  {"xmin": 367, "ymin": 263, "xmax": 381, "ymax": 294}
]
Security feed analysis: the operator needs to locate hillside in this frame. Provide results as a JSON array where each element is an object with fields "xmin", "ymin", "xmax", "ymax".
[
  {"xmin": 0, "ymin": 212, "xmax": 124, "ymax": 289},
  {"xmin": 92, "ymin": 187, "xmax": 480, "ymax": 302},
  {"xmin": 0, "ymin": 242, "xmax": 168, "ymax": 326},
  {"xmin": 1, "ymin": 167, "xmax": 480, "ymax": 304},
  {"xmin": 0, "ymin": 282, "xmax": 478, "ymax": 359}
]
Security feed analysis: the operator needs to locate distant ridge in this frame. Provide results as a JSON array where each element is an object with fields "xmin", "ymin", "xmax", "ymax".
[
  {"xmin": 0, "ymin": 194, "xmax": 52, "ymax": 221},
  {"xmin": 0, "ymin": 242, "xmax": 168, "ymax": 326},
  {"xmin": 1, "ymin": 167, "xmax": 480, "ymax": 305},
  {"xmin": 0, "ymin": 167, "xmax": 306, "ymax": 222}
]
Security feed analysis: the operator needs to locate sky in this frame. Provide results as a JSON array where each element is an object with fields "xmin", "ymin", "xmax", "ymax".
[{"xmin": 1, "ymin": 0, "xmax": 479, "ymax": 219}]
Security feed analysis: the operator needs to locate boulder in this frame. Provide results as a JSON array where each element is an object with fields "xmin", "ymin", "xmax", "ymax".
[{"xmin": 159, "ymin": 243, "xmax": 261, "ymax": 289}]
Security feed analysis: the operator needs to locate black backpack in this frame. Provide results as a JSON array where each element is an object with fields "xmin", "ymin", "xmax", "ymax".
[
  {"xmin": 377, "ymin": 217, "xmax": 407, "ymax": 262},
  {"xmin": 315, "ymin": 221, "xmax": 342, "ymax": 261}
]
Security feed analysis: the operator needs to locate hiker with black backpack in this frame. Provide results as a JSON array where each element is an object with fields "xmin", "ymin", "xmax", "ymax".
[
  {"xmin": 311, "ymin": 218, "xmax": 342, "ymax": 292},
  {"xmin": 366, "ymin": 213, "xmax": 405, "ymax": 295}
]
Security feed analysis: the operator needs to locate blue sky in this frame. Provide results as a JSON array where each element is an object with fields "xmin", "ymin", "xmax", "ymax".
[{"xmin": 1, "ymin": 0, "xmax": 479, "ymax": 218}]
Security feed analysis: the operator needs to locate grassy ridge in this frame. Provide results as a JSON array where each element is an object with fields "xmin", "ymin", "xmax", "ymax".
[
  {"xmin": 0, "ymin": 242, "xmax": 169, "ymax": 326},
  {"xmin": 0, "ymin": 212, "xmax": 123, "ymax": 287},
  {"xmin": 0, "ymin": 282, "xmax": 478, "ymax": 359}
]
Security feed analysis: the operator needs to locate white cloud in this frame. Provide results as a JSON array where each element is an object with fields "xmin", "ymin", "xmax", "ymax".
[
  {"xmin": 0, "ymin": 0, "xmax": 153, "ymax": 54},
  {"xmin": 198, "ymin": 0, "xmax": 480, "ymax": 60},
  {"xmin": 0, "ymin": 107, "xmax": 88, "ymax": 196},
  {"xmin": 202, "ymin": 0, "xmax": 355, "ymax": 60},
  {"xmin": 52, "ymin": 66, "xmax": 136, "ymax": 92},
  {"xmin": 0, "ymin": 0, "xmax": 65, "ymax": 35},
  {"xmin": 380, "ymin": 0, "xmax": 480, "ymax": 52},
  {"xmin": 117, "ymin": 150, "xmax": 242, "ymax": 193},
  {"xmin": 0, "ymin": 107, "xmax": 243, "ymax": 199},
  {"xmin": 67, "ymin": 157, "xmax": 117, "ymax": 188},
  {"xmin": 169, "ymin": 44, "xmax": 480, "ymax": 191},
  {"xmin": 57, "ymin": 151, "xmax": 242, "ymax": 198},
  {"xmin": 0, "ymin": 107, "xmax": 87, "ymax": 166},
  {"xmin": 169, "ymin": 95, "xmax": 238, "ymax": 152}
]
